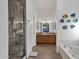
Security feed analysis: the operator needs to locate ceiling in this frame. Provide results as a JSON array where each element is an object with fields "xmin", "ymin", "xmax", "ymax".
[{"xmin": 32, "ymin": 0, "xmax": 57, "ymax": 19}]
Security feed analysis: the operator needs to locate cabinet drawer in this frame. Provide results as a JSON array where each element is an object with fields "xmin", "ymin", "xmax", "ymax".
[
  {"xmin": 36, "ymin": 35, "xmax": 49, "ymax": 44},
  {"xmin": 49, "ymin": 35, "xmax": 56, "ymax": 44}
]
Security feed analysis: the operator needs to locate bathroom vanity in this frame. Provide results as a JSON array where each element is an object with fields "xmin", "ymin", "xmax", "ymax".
[{"xmin": 36, "ymin": 32, "xmax": 56, "ymax": 44}]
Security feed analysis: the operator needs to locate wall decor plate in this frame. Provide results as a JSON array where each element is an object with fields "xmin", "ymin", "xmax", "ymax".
[
  {"xmin": 67, "ymin": 20, "xmax": 71, "ymax": 22},
  {"xmin": 62, "ymin": 25, "xmax": 68, "ymax": 30},
  {"xmin": 71, "ymin": 13, "xmax": 76, "ymax": 18},
  {"xmin": 60, "ymin": 19, "xmax": 64, "ymax": 23},
  {"xmin": 70, "ymin": 25, "xmax": 75, "ymax": 29},
  {"xmin": 62, "ymin": 14, "xmax": 68, "ymax": 19},
  {"xmin": 73, "ymin": 19, "xmax": 78, "ymax": 23}
]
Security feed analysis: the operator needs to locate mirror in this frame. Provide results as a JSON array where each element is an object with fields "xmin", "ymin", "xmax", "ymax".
[
  {"xmin": 43, "ymin": 23, "xmax": 49, "ymax": 32},
  {"xmin": 36, "ymin": 21, "xmax": 56, "ymax": 33}
]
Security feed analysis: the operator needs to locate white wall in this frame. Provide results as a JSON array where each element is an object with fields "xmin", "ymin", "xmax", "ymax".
[
  {"xmin": 57, "ymin": 0, "xmax": 79, "ymax": 52},
  {"xmin": 26, "ymin": 21, "xmax": 33, "ymax": 58},
  {"xmin": 26, "ymin": 0, "xmax": 32, "ymax": 57},
  {"xmin": 26, "ymin": 0, "xmax": 36, "ymax": 58},
  {"xmin": 62, "ymin": 0, "xmax": 79, "ymax": 13},
  {"xmin": 32, "ymin": 0, "xmax": 57, "ymax": 21},
  {"xmin": 0, "ymin": 0, "xmax": 8, "ymax": 59}
]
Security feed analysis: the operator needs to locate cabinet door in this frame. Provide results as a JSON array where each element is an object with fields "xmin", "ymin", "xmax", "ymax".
[
  {"xmin": 41, "ymin": 35, "xmax": 49, "ymax": 43},
  {"xmin": 49, "ymin": 35, "xmax": 56, "ymax": 44}
]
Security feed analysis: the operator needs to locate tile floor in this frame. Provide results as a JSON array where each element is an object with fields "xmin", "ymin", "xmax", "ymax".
[{"xmin": 28, "ymin": 44, "xmax": 62, "ymax": 59}]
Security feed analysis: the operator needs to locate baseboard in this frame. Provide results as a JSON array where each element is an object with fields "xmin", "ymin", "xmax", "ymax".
[
  {"xmin": 29, "ymin": 52, "xmax": 38, "ymax": 57},
  {"xmin": 22, "ymin": 56, "xmax": 27, "ymax": 59}
]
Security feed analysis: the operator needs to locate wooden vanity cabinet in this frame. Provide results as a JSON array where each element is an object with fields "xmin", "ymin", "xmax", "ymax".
[
  {"xmin": 49, "ymin": 35, "xmax": 56, "ymax": 44},
  {"xmin": 36, "ymin": 34, "xmax": 56, "ymax": 44}
]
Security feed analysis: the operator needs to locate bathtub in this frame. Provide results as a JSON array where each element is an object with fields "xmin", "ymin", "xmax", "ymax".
[{"xmin": 59, "ymin": 45, "xmax": 79, "ymax": 59}]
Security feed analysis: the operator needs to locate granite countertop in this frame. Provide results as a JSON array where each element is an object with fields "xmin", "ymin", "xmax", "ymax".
[{"xmin": 36, "ymin": 32, "xmax": 56, "ymax": 35}]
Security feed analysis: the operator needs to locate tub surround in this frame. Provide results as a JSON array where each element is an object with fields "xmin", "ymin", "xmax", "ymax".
[{"xmin": 59, "ymin": 45, "xmax": 79, "ymax": 59}]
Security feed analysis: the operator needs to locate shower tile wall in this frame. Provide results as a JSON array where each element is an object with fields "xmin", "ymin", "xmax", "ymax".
[{"xmin": 8, "ymin": 0, "xmax": 26, "ymax": 58}]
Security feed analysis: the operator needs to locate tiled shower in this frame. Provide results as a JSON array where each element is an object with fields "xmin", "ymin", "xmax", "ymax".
[{"xmin": 8, "ymin": 0, "xmax": 26, "ymax": 59}]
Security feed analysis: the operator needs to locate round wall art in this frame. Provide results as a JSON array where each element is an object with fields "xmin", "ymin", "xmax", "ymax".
[
  {"xmin": 73, "ymin": 19, "xmax": 78, "ymax": 23},
  {"xmin": 60, "ymin": 19, "xmax": 64, "ymax": 23},
  {"xmin": 67, "ymin": 20, "xmax": 71, "ymax": 23},
  {"xmin": 62, "ymin": 25, "xmax": 68, "ymax": 30},
  {"xmin": 70, "ymin": 25, "xmax": 75, "ymax": 29},
  {"xmin": 62, "ymin": 14, "xmax": 68, "ymax": 19},
  {"xmin": 71, "ymin": 13, "xmax": 76, "ymax": 18}
]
